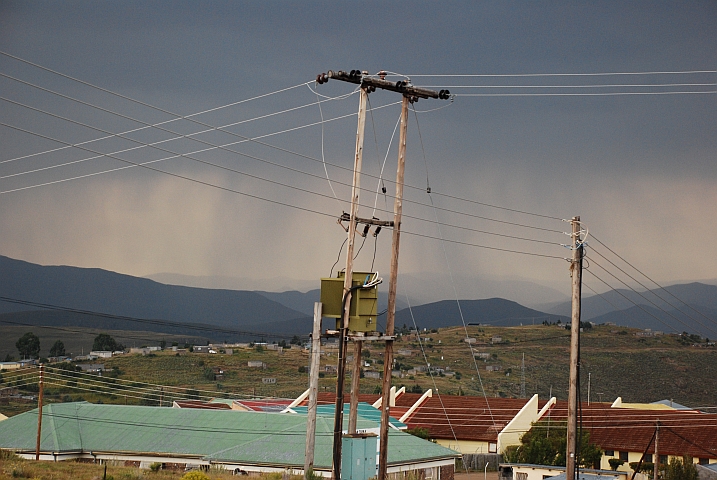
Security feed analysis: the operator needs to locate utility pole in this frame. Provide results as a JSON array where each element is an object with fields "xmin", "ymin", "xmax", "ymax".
[
  {"xmin": 653, "ymin": 422, "xmax": 660, "ymax": 480},
  {"xmin": 378, "ymin": 94, "xmax": 409, "ymax": 480},
  {"xmin": 305, "ymin": 302, "xmax": 323, "ymax": 478},
  {"xmin": 520, "ymin": 353, "xmax": 526, "ymax": 399},
  {"xmin": 345, "ymin": 85, "xmax": 368, "ymax": 436},
  {"xmin": 35, "ymin": 363, "xmax": 44, "ymax": 461},
  {"xmin": 317, "ymin": 69, "xmax": 449, "ymax": 480},
  {"xmin": 332, "ymin": 81, "xmax": 368, "ymax": 480},
  {"xmin": 566, "ymin": 216, "xmax": 584, "ymax": 480}
]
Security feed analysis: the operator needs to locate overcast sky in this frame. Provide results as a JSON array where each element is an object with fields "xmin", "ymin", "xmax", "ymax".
[{"xmin": 0, "ymin": 1, "xmax": 715, "ymax": 304}]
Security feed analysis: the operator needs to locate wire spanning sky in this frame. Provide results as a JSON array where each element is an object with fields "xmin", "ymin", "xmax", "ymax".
[{"xmin": 0, "ymin": 2, "xmax": 715, "ymax": 307}]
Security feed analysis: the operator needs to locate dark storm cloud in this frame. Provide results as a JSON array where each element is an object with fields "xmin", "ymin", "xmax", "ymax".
[{"xmin": 0, "ymin": 1, "xmax": 715, "ymax": 304}]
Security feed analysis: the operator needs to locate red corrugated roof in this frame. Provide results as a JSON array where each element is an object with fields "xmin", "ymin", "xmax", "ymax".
[
  {"xmin": 397, "ymin": 396, "xmax": 538, "ymax": 442},
  {"xmin": 543, "ymin": 401, "xmax": 717, "ymax": 459}
]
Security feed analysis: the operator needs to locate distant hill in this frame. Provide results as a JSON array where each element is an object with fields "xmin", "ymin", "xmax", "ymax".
[
  {"xmin": 0, "ymin": 255, "xmax": 309, "ymax": 336},
  {"xmin": 587, "ymin": 304, "xmax": 717, "ymax": 339},
  {"xmin": 546, "ymin": 282, "xmax": 717, "ymax": 337},
  {"xmin": 394, "ymin": 297, "xmax": 569, "ymax": 330}
]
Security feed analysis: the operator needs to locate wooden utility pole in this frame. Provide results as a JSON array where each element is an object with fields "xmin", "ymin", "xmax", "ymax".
[
  {"xmin": 566, "ymin": 216, "xmax": 583, "ymax": 480},
  {"xmin": 332, "ymin": 85, "xmax": 368, "ymax": 480},
  {"xmin": 305, "ymin": 302, "xmax": 323, "ymax": 478},
  {"xmin": 653, "ymin": 422, "xmax": 660, "ymax": 480},
  {"xmin": 345, "ymin": 85, "xmax": 368, "ymax": 436},
  {"xmin": 378, "ymin": 95, "xmax": 410, "ymax": 480},
  {"xmin": 35, "ymin": 364, "xmax": 44, "ymax": 461}
]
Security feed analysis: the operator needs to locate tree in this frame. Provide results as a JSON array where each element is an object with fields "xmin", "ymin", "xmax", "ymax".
[
  {"xmin": 49, "ymin": 340, "xmax": 66, "ymax": 357},
  {"xmin": 663, "ymin": 456, "xmax": 698, "ymax": 480},
  {"xmin": 16, "ymin": 332, "xmax": 40, "ymax": 359},
  {"xmin": 504, "ymin": 422, "xmax": 602, "ymax": 468},
  {"xmin": 92, "ymin": 333, "xmax": 124, "ymax": 352}
]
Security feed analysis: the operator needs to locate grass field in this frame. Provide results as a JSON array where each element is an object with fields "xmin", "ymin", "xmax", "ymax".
[{"xmin": 1, "ymin": 324, "xmax": 715, "ymax": 418}]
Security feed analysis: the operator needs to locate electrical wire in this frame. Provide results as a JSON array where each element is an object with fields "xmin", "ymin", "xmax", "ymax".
[
  {"xmin": 403, "ymin": 292, "xmax": 464, "ymax": 460},
  {"xmin": 455, "ymin": 91, "xmax": 717, "ymax": 97},
  {"xmin": 410, "ymin": 107, "xmax": 498, "ymax": 435},
  {"xmin": 591, "ymin": 234, "xmax": 717, "ymax": 328},
  {"xmin": 0, "ymin": 87, "xmax": 327, "ymax": 168},
  {"xmin": 0, "ymin": 71, "xmax": 570, "ymax": 230},
  {"xmin": 589, "ymin": 246, "xmax": 717, "ymax": 332},
  {"xmin": 406, "ymin": 70, "xmax": 717, "ymax": 77},
  {"xmin": 587, "ymin": 256, "xmax": 717, "ymax": 337}
]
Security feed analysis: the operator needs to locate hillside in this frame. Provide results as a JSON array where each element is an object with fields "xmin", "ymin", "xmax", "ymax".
[
  {"xmin": 2, "ymin": 324, "xmax": 714, "ymax": 419},
  {"xmin": 0, "ymin": 255, "xmax": 310, "ymax": 333},
  {"xmin": 394, "ymin": 298, "xmax": 569, "ymax": 329}
]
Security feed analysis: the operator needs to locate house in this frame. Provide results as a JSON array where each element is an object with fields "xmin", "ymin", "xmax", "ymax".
[
  {"xmin": 536, "ymin": 400, "xmax": 717, "ymax": 471},
  {"xmin": 194, "ymin": 346, "xmax": 211, "ymax": 354},
  {"xmin": 262, "ymin": 378, "xmax": 276, "ymax": 384},
  {"xmin": 0, "ymin": 402, "xmax": 459, "ymax": 478},
  {"xmin": 0, "ymin": 362, "xmax": 23, "ymax": 371},
  {"xmin": 247, "ymin": 361, "xmax": 266, "ymax": 369},
  {"xmin": 77, "ymin": 364, "xmax": 105, "ymax": 373},
  {"xmin": 129, "ymin": 347, "xmax": 151, "ymax": 355},
  {"xmin": 296, "ymin": 389, "xmax": 551, "ymax": 456},
  {"xmin": 89, "ymin": 351, "xmax": 113, "ymax": 358}
]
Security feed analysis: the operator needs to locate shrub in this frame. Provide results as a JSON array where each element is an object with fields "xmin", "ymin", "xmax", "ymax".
[
  {"xmin": 609, "ymin": 459, "xmax": 624, "ymax": 470},
  {"xmin": 181, "ymin": 472, "xmax": 210, "ymax": 480},
  {"xmin": 150, "ymin": 462, "xmax": 162, "ymax": 472}
]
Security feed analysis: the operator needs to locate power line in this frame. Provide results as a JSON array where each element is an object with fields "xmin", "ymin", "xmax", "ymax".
[
  {"xmin": 591, "ymin": 234, "xmax": 717, "ymax": 329},
  {"xmin": 0, "ymin": 55, "xmax": 570, "ymax": 227},
  {"xmin": 455, "ymin": 91, "xmax": 717, "ymax": 97},
  {"xmin": 587, "ymin": 256, "xmax": 717, "ymax": 337},
  {"xmin": 406, "ymin": 70, "xmax": 717, "ymax": 77},
  {"xmin": 589, "ymin": 246, "xmax": 717, "ymax": 332},
  {"xmin": 420, "ymin": 82, "xmax": 717, "ymax": 89}
]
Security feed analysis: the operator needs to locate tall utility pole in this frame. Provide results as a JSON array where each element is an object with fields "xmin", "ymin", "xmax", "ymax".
[
  {"xmin": 344, "ymin": 85, "xmax": 368, "ymax": 437},
  {"xmin": 566, "ymin": 216, "xmax": 584, "ymax": 480},
  {"xmin": 332, "ymin": 84, "xmax": 368, "ymax": 480},
  {"xmin": 378, "ymin": 94, "xmax": 410, "ymax": 480},
  {"xmin": 318, "ymin": 69, "xmax": 448, "ymax": 480},
  {"xmin": 35, "ymin": 364, "xmax": 44, "ymax": 461}
]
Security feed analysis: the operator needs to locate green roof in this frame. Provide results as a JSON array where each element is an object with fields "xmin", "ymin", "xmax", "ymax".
[
  {"xmin": 0, "ymin": 403, "xmax": 458, "ymax": 468},
  {"xmin": 289, "ymin": 402, "xmax": 407, "ymax": 429}
]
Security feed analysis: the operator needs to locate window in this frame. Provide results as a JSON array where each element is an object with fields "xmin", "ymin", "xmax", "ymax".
[
  {"xmin": 659, "ymin": 455, "xmax": 668, "ymax": 465},
  {"xmin": 604, "ymin": 450, "xmax": 615, "ymax": 456},
  {"xmin": 516, "ymin": 473, "xmax": 528, "ymax": 480},
  {"xmin": 620, "ymin": 452, "xmax": 629, "ymax": 461},
  {"xmin": 644, "ymin": 455, "xmax": 653, "ymax": 463},
  {"xmin": 489, "ymin": 442, "xmax": 497, "ymax": 453},
  {"xmin": 699, "ymin": 459, "xmax": 709, "ymax": 465}
]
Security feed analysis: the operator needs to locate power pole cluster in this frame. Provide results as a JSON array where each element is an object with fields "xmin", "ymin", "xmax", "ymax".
[{"xmin": 316, "ymin": 69, "xmax": 449, "ymax": 480}]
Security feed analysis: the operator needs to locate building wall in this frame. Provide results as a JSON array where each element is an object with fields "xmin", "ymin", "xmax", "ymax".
[
  {"xmin": 435, "ymin": 439, "xmax": 494, "ymax": 454},
  {"xmin": 600, "ymin": 452, "xmax": 717, "ymax": 473}
]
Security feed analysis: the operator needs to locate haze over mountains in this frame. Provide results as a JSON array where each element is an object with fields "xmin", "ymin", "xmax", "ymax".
[{"xmin": 1, "ymin": 255, "xmax": 715, "ymax": 343}]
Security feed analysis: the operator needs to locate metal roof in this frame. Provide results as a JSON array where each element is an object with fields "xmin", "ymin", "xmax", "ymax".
[
  {"xmin": 0, "ymin": 402, "xmax": 457, "ymax": 468},
  {"xmin": 290, "ymin": 402, "xmax": 407, "ymax": 430},
  {"xmin": 543, "ymin": 401, "xmax": 717, "ymax": 460}
]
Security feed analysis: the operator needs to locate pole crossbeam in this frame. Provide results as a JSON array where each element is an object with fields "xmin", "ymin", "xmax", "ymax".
[{"xmin": 318, "ymin": 69, "xmax": 450, "ymax": 101}]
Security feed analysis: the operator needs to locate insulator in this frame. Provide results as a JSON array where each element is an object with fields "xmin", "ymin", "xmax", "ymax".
[
  {"xmin": 322, "ymin": 74, "xmax": 329, "ymax": 83},
  {"xmin": 373, "ymin": 226, "xmax": 382, "ymax": 237},
  {"xmin": 316, "ymin": 74, "xmax": 324, "ymax": 85}
]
